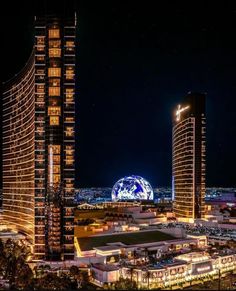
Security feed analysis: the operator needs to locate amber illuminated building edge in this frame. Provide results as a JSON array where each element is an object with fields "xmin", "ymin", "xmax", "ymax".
[
  {"xmin": 2, "ymin": 15, "xmax": 77, "ymax": 261},
  {"xmin": 172, "ymin": 93, "xmax": 206, "ymax": 223}
]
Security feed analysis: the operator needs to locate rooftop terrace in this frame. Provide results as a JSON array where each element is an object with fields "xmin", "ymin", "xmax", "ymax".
[{"xmin": 77, "ymin": 230, "xmax": 175, "ymax": 251}]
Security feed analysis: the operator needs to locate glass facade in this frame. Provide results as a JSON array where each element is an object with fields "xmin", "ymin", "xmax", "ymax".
[
  {"xmin": 172, "ymin": 93, "xmax": 206, "ymax": 221},
  {"xmin": 3, "ymin": 15, "xmax": 76, "ymax": 261},
  {"xmin": 2, "ymin": 54, "xmax": 35, "ymax": 242}
]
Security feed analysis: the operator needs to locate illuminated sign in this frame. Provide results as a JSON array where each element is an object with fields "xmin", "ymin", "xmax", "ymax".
[
  {"xmin": 192, "ymin": 261, "xmax": 213, "ymax": 275},
  {"xmin": 176, "ymin": 104, "xmax": 190, "ymax": 121},
  {"xmin": 197, "ymin": 266, "xmax": 211, "ymax": 272}
]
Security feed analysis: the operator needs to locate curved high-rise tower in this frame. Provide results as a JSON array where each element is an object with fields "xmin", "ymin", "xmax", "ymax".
[
  {"xmin": 2, "ymin": 15, "xmax": 77, "ymax": 261},
  {"xmin": 172, "ymin": 92, "xmax": 206, "ymax": 223}
]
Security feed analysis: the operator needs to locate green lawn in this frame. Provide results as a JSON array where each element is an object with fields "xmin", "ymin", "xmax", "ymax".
[{"xmin": 78, "ymin": 230, "xmax": 174, "ymax": 251}]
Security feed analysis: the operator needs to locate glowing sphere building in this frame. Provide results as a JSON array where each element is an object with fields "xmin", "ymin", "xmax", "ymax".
[{"xmin": 111, "ymin": 175, "xmax": 154, "ymax": 201}]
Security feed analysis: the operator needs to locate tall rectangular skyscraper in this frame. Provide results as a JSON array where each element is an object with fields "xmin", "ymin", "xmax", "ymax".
[
  {"xmin": 172, "ymin": 92, "xmax": 206, "ymax": 222},
  {"xmin": 2, "ymin": 15, "xmax": 76, "ymax": 260}
]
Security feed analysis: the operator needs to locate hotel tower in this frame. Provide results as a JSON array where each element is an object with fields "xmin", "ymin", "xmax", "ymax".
[
  {"xmin": 172, "ymin": 92, "xmax": 206, "ymax": 222},
  {"xmin": 2, "ymin": 15, "xmax": 76, "ymax": 260}
]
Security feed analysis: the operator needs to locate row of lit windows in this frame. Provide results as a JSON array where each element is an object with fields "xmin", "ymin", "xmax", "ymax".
[{"xmin": 36, "ymin": 35, "xmax": 74, "ymax": 46}]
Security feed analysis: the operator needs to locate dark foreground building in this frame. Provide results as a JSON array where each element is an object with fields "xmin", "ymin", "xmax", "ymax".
[
  {"xmin": 2, "ymin": 15, "xmax": 76, "ymax": 260},
  {"xmin": 172, "ymin": 92, "xmax": 206, "ymax": 222}
]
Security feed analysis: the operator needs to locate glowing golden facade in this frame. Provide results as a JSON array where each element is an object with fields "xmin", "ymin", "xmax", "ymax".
[
  {"xmin": 3, "ymin": 15, "xmax": 76, "ymax": 261},
  {"xmin": 3, "ymin": 55, "xmax": 35, "ymax": 241},
  {"xmin": 172, "ymin": 93, "xmax": 206, "ymax": 221}
]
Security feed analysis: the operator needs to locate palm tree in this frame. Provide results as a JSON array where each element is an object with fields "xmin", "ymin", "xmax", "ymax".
[
  {"xmin": 143, "ymin": 247, "xmax": 149, "ymax": 264},
  {"xmin": 15, "ymin": 264, "xmax": 34, "ymax": 290},
  {"xmin": 143, "ymin": 269, "xmax": 151, "ymax": 290},
  {"xmin": 69, "ymin": 265, "xmax": 79, "ymax": 280},
  {"xmin": 114, "ymin": 278, "xmax": 137, "ymax": 290},
  {"xmin": 126, "ymin": 267, "xmax": 135, "ymax": 283},
  {"xmin": 0, "ymin": 239, "xmax": 33, "ymax": 289}
]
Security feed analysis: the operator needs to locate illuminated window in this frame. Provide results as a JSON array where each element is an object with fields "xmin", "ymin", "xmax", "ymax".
[
  {"xmin": 65, "ymin": 117, "xmax": 74, "ymax": 122},
  {"xmin": 49, "ymin": 40, "xmax": 61, "ymax": 48},
  {"xmin": 65, "ymin": 126, "xmax": 74, "ymax": 137},
  {"xmin": 53, "ymin": 165, "xmax": 60, "ymax": 174},
  {"xmin": 65, "ymin": 149, "xmax": 74, "ymax": 155},
  {"xmin": 66, "ymin": 145, "xmax": 73, "ymax": 150},
  {"xmin": 65, "ymin": 67, "xmax": 74, "ymax": 79},
  {"xmin": 49, "ymin": 79, "xmax": 60, "ymax": 87},
  {"xmin": 66, "ymin": 41, "xmax": 74, "ymax": 51},
  {"xmin": 49, "ymin": 98, "xmax": 60, "ymax": 106},
  {"xmin": 49, "ymin": 87, "xmax": 60, "ymax": 96},
  {"xmin": 53, "ymin": 174, "xmax": 61, "ymax": 184},
  {"xmin": 48, "ymin": 29, "xmax": 60, "ymax": 38},
  {"xmin": 49, "ymin": 48, "xmax": 61, "ymax": 58},
  {"xmin": 36, "ymin": 84, "xmax": 45, "ymax": 93},
  {"xmin": 65, "ymin": 88, "xmax": 74, "ymax": 102},
  {"xmin": 53, "ymin": 156, "xmax": 60, "ymax": 164},
  {"xmin": 36, "ymin": 55, "xmax": 45, "ymax": 61},
  {"xmin": 37, "ymin": 46, "xmax": 45, "ymax": 52},
  {"xmin": 36, "ymin": 69, "xmax": 45, "ymax": 75},
  {"xmin": 36, "ymin": 97, "xmax": 44, "ymax": 102},
  {"xmin": 50, "ymin": 145, "xmax": 60, "ymax": 154},
  {"xmin": 37, "ymin": 36, "xmax": 45, "ymax": 45},
  {"xmin": 48, "ymin": 68, "xmax": 61, "ymax": 77},
  {"xmin": 65, "ymin": 159, "xmax": 74, "ymax": 166},
  {"xmin": 50, "ymin": 116, "xmax": 59, "ymax": 125},
  {"xmin": 48, "ymin": 106, "xmax": 61, "ymax": 116}
]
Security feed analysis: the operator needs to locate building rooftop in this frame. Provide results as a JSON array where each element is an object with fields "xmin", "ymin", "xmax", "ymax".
[
  {"xmin": 176, "ymin": 251, "xmax": 211, "ymax": 263},
  {"xmin": 77, "ymin": 230, "xmax": 175, "ymax": 251},
  {"xmin": 94, "ymin": 245, "xmax": 121, "ymax": 252},
  {"xmin": 92, "ymin": 263, "xmax": 119, "ymax": 272}
]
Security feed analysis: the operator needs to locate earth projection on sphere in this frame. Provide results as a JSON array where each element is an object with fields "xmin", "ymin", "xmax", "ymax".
[{"xmin": 111, "ymin": 175, "xmax": 154, "ymax": 201}]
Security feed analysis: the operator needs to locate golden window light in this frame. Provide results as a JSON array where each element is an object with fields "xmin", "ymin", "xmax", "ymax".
[
  {"xmin": 48, "ymin": 29, "xmax": 60, "ymax": 39},
  {"xmin": 48, "ymin": 68, "xmax": 61, "ymax": 77},
  {"xmin": 65, "ymin": 159, "xmax": 73, "ymax": 165},
  {"xmin": 53, "ymin": 174, "xmax": 61, "ymax": 184},
  {"xmin": 49, "ymin": 87, "xmax": 60, "ymax": 96},
  {"xmin": 48, "ymin": 106, "xmax": 61, "ymax": 116},
  {"xmin": 53, "ymin": 156, "xmax": 60, "ymax": 164},
  {"xmin": 36, "ymin": 55, "xmax": 45, "ymax": 61},
  {"xmin": 49, "ymin": 78, "xmax": 60, "ymax": 87},
  {"xmin": 49, "ymin": 40, "xmax": 61, "ymax": 48},
  {"xmin": 65, "ymin": 67, "xmax": 74, "ymax": 80},
  {"xmin": 49, "ymin": 48, "xmax": 61, "ymax": 58},
  {"xmin": 50, "ymin": 116, "xmax": 59, "ymax": 126},
  {"xmin": 36, "ymin": 46, "xmax": 45, "ymax": 52},
  {"xmin": 49, "ymin": 144, "xmax": 60, "ymax": 154},
  {"xmin": 53, "ymin": 165, "xmax": 60, "ymax": 174},
  {"xmin": 65, "ymin": 127, "xmax": 74, "ymax": 137},
  {"xmin": 65, "ymin": 117, "xmax": 74, "ymax": 122},
  {"xmin": 36, "ymin": 36, "xmax": 45, "ymax": 45}
]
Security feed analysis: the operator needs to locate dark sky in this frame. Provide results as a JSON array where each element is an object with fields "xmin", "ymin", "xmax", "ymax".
[{"xmin": 1, "ymin": 1, "xmax": 236, "ymax": 188}]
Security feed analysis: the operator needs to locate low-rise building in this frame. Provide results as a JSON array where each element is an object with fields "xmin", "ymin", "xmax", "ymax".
[{"xmin": 90, "ymin": 251, "xmax": 236, "ymax": 289}]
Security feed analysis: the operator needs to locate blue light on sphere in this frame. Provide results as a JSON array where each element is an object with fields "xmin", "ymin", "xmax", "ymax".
[{"xmin": 111, "ymin": 175, "xmax": 154, "ymax": 201}]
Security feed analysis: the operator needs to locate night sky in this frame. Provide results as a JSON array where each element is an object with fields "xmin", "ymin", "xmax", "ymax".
[{"xmin": 1, "ymin": 1, "xmax": 236, "ymax": 188}]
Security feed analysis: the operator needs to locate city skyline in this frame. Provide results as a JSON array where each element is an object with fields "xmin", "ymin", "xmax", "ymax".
[
  {"xmin": 1, "ymin": 1, "xmax": 236, "ymax": 188},
  {"xmin": 0, "ymin": 3, "xmax": 236, "ymax": 289}
]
